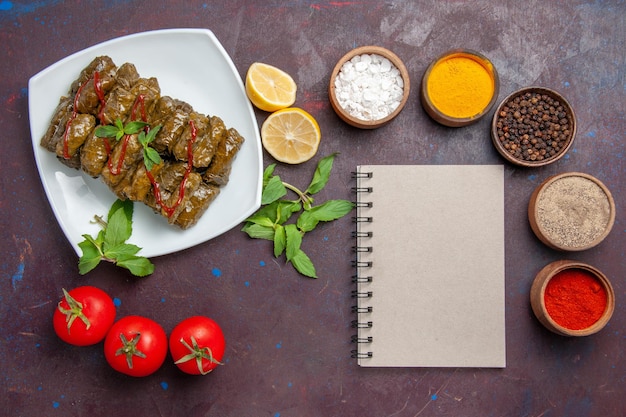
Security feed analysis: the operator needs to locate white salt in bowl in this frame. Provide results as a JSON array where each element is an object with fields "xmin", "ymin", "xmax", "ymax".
[{"xmin": 329, "ymin": 46, "xmax": 410, "ymax": 129}]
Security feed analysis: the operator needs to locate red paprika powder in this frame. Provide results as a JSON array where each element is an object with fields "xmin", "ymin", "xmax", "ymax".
[{"xmin": 544, "ymin": 268, "xmax": 607, "ymax": 330}]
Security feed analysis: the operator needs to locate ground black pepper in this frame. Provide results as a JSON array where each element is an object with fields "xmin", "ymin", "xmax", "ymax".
[{"xmin": 495, "ymin": 91, "xmax": 573, "ymax": 162}]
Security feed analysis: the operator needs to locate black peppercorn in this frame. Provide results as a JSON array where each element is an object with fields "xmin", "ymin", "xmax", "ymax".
[{"xmin": 495, "ymin": 91, "xmax": 573, "ymax": 163}]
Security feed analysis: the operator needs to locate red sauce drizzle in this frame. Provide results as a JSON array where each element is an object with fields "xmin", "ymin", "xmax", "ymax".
[
  {"xmin": 146, "ymin": 120, "xmax": 197, "ymax": 218},
  {"xmin": 105, "ymin": 94, "xmax": 147, "ymax": 175},
  {"xmin": 62, "ymin": 74, "xmax": 95, "ymax": 159},
  {"xmin": 131, "ymin": 94, "xmax": 147, "ymax": 122},
  {"xmin": 93, "ymin": 71, "xmax": 107, "ymax": 125}
]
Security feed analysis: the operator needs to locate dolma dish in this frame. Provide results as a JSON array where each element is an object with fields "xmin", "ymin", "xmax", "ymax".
[
  {"xmin": 29, "ymin": 29, "xmax": 263, "ymax": 258},
  {"xmin": 40, "ymin": 55, "xmax": 244, "ymax": 229}
]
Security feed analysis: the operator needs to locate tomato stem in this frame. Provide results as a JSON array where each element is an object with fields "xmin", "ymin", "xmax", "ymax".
[
  {"xmin": 57, "ymin": 288, "xmax": 91, "ymax": 331},
  {"xmin": 115, "ymin": 332, "xmax": 146, "ymax": 369},
  {"xmin": 174, "ymin": 336, "xmax": 222, "ymax": 375}
]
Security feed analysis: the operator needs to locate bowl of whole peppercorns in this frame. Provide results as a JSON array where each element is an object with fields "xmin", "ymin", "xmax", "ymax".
[{"xmin": 491, "ymin": 87, "xmax": 576, "ymax": 167}]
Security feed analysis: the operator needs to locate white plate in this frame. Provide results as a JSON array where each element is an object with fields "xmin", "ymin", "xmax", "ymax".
[{"xmin": 29, "ymin": 29, "xmax": 263, "ymax": 258}]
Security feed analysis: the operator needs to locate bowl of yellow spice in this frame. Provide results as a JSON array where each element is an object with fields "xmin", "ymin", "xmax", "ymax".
[{"xmin": 420, "ymin": 49, "xmax": 499, "ymax": 127}]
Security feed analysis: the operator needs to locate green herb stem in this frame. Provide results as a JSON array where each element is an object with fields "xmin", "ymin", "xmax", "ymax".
[{"xmin": 282, "ymin": 181, "xmax": 313, "ymax": 207}]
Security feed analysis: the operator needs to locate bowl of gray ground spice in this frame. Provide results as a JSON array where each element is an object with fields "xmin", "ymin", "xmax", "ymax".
[
  {"xmin": 491, "ymin": 87, "xmax": 576, "ymax": 167},
  {"xmin": 528, "ymin": 172, "xmax": 615, "ymax": 251}
]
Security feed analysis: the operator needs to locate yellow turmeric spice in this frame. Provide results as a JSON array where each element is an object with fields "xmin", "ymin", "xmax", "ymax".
[{"xmin": 426, "ymin": 53, "xmax": 495, "ymax": 119}]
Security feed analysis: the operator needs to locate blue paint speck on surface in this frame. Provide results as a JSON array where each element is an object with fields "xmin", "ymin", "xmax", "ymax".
[
  {"xmin": 113, "ymin": 298, "xmax": 121, "ymax": 307},
  {"xmin": 323, "ymin": 236, "xmax": 329, "ymax": 241},
  {"xmin": 0, "ymin": 1, "xmax": 13, "ymax": 11},
  {"xmin": 212, "ymin": 267, "xmax": 222, "ymax": 277},
  {"xmin": 259, "ymin": 260, "xmax": 266, "ymax": 266},
  {"xmin": 244, "ymin": 281, "xmax": 250, "ymax": 287},
  {"xmin": 274, "ymin": 413, "xmax": 280, "ymax": 417},
  {"xmin": 528, "ymin": 174, "xmax": 538, "ymax": 181},
  {"xmin": 160, "ymin": 381, "xmax": 168, "ymax": 390},
  {"xmin": 52, "ymin": 401, "xmax": 59, "ymax": 408},
  {"xmin": 431, "ymin": 394, "xmax": 438, "ymax": 400},
  {"xmin": 11, "ymin": 262, "xmax": 24, "ymax": 289},
  {"xmin": 276, "ymin": 341, "xmax": 282, "ymax": 349},
  {"xmin": 587, "ymin": 131, "xmax": 597, "ymax": 138}
]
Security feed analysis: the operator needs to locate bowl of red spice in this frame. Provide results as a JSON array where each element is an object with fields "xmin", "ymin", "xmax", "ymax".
[
  {"xmin": 491, "ymin": 87, "xmax": 576, "ymax": 167},
  {"xmin": 329, "ymin": 45, "xmax": 410, "ymax": 129},
  {"xmin": 420, "ymin": 49, "xmax": 499, "ymax": 127},
  {"xmin": 530, "ymin": 260, "xmax": 615, "ymax": 337}
]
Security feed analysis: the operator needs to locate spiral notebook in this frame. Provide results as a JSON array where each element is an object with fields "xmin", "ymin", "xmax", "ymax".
[{"xmin": 352, "ymin": 165, "xmax": 506, "ymax": 368}]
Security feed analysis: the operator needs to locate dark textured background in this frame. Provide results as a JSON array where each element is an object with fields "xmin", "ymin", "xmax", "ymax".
[{"xmin": 1, "ymin": 1, "xmax": 624, "ymax": 416}]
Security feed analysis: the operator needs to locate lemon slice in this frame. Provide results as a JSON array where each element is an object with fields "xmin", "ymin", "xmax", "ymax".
[
  {"xmin": 261, "ymin": 108, "xmax": 321, "ymax": 164},
  {"xmin": 245, "ymin": 63, "xmax": 297, "ymax": 112}
]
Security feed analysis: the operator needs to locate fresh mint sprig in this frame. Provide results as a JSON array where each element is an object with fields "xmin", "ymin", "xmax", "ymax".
[
  {"xmin": 94, "ymin": 119, "xmax": 162, "ymax": 171},
  {"xmin": 94, "ymin": 118, "xmax": 148, "ymax": 141},
  {"xmin": 242, "ymin": 153, "xmax": 354, "ymax": 278},
  {"xmin": 138, "ymin": 125, "xmax": 162, "ymax": 171},
  {"xmin": 78, "ymin": 199, "xmax": 155, "ymax": 277}
]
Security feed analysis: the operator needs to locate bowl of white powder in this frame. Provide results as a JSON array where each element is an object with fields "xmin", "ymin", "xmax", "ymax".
[{"xmin": 329, "ymin": 46, "xmax": 410, "ymax": 129}]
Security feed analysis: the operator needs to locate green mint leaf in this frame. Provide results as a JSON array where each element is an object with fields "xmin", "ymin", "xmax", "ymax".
[
  {"xmin": 275, "ymin": 201, "xmax": 301, "ymax": 224},
  {"xmin": 146, "ymin": 147, "xmax": 162, "ymax": 164},
  {"xmin": 104, "ymin": 205, "xmax": 132, "ymax": 250},
  {"xmin": 124, "ymin": 121, "xmax": 149, "ymax": 135},
  {"xmin": 82, "ymin": 232, "xmax": 105, "ymax": 252},
  {"xmin": 305, "ymin": 153, "xmax": 337, "ymax": 195},
  {"xmin": 273, "ymin": 224, "xmax": 286, "ymax": 257},
  {"xmin": 104, "ymin": 243, "xmax": 141, "ymax": 260},
  {"xmin": 116, "ymin": 256, "xmax": 155, "ymax": 277},
  {"xmin": 108, "ymin": 199, "xmax": 133, "ymax": 223},
  {"xmin": 284, "ymin": 224, "xmax": 302, "ymax": 261},
  {"xmin": 248, "ymin": 201, "xmax": 281, "ymax": 223},
  {"xmin": 296, "ymin": 200, "xmax": 353, "ymax": 232},
  {"xmin": 78, "ymin": 239, "xmax": 102, "ymax": 275},
  {"xmin": 144, "ymin": 151, "xmax": 155, "ymax": 172},
  {"xmin": 263, "ymin": 164, "xmax": 277, "ymax": 184},
  {"xmin": 310, "ymin": 199, "xmax": 355, "ymax": 221},
  {"xmin": 145, "ymin": 125, "xmax": 161, "ymax": 143},
  {"xmin": 94, "ymin": 125, "xmax": 121, "ymax": 138},
  {"xmin": 241, "ymin": 223, "xmax": 276, "ymax": 240},
  {"xmin": 262, "ymin": 175, "xmax": 287, "ymax": 205},
  {"xmin": 245, "ymin": 214, "xmax": 275, "ymax": 228},
  {"xmin": 296, "ymin": 210, "xmax": 319, "ymax": 233},
  {"xmin": 138, "ymin": 131, "xmax": 149, "ymax": 147},
  {"xmin": 290, "ymin": 250, "xmax": 317, "ymax": 278},
  {"xmin": 143, "ymin": 147, "xmax": 162, "ymax": 172}
]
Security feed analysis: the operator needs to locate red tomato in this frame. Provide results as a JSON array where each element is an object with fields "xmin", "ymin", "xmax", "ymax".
[
  {"xmin": 169, "ymin": 316, "xmax": 226, "ymax": 375},
  {"xmin": 104, "ymin": 315, "xmax": 167, "ymax": 377},
  {"xmin": 52, "ymin": 286, "xmax": 116, "ymax": 346}
]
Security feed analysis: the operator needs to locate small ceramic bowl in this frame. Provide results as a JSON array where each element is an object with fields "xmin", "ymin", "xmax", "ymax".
[
  {"xmin": 328, "ymin": 45, "xmax": 410, "ymax": 129},
  {"xmin": 420, "ymin": 49, "xmax": 499, "ymax": 127},
  {"xmin": 530, "ymin": 260, "xmax": 615, "ymax": 336},
  {"xmin": 528, "ymin": 172, "xmax": 615, "ymax": 251},
  {"xmin": 491, "ymin": 86, "xmax": 576, "ymax": 167}
]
